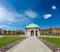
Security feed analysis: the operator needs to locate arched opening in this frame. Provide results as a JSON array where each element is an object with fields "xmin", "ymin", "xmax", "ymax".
[
  {"xmin": 31, "ymin": 30, "xmax": 34, "ymax": 36},
  {"xmin": 36, "ymin": 30, "xmax": 38, "ymax": 36}
]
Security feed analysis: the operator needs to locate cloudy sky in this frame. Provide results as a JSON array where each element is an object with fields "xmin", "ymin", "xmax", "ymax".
[{"xmin": 0, "ymin": 0, "xmax": 60, "ymax": 30}]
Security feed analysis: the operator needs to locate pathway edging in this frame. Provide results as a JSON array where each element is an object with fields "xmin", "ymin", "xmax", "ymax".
[
  {"xmin": 38, "ymin": 38, "xmax": 60, "ymax": 52},
  {"xmin": 0, "ymin": 37, "xmax": 26, "ymax": 52},
  {"xmin": 6, "ymin": 36, "xmax": 53, "ymax": 52}
]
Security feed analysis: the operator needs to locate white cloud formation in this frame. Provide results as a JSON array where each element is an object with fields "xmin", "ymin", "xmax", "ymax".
[
  {"xmin": 0, "ymin": 7, "xmax": 31, "ymax": 23},
  {"xmin": 6, "ymin": 17, "xmax": 17, "ymax": 22},
  {"xmin": 0, "ymin": 7, "xmax": 32, "ymax": 30},
  {"xmin": 8, "ymin": 22, "xmax": 11, "ymax": 25},
  {"xmin": 0, "ymin": 7, "xmax": 7, "ymax": 22},
  {"xmin": 0, "ymin": 25, "xmax": 11, "ymax": 30},
  {"xmin": 25, "ymin": 10, "xmax": 38, "ymax": 18},
  {"xmin": 17, "ymin": 15, "xmax": 31, "ymax": 25},
  {"xmin": 52, "ymin": 5, "xmax": 57, "ymax": 10},
  {"xmin": 44, "ymin": 14, "xmax": 52, "ymax": 19},
  {"xmin": 0, "ymin": 7, "xmax": 19, "ymax": 22}
]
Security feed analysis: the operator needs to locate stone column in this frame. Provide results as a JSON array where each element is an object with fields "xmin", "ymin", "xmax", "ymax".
[
  {"xmin": 26, "ymin": 29, "xmax": 30, "ymax": 37},
  {"xmin": 34, "ymin": 30, "xmax": 36, "ymax": 36},
  {"xmin": 38, "ymin": 29, "xmax": 40, "ymax": 36},
  {"xmin": 26, "ymin": 29, "xmax": 28, "ymax": 36},
  {"xmin": 25, "ymin": 30, "xmax": 26, "ymax": 36}
]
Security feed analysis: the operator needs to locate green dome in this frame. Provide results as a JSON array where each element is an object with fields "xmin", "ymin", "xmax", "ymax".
[{"xmin": 26, "ymin": 23, "xmax": 39, "ymax": 28}]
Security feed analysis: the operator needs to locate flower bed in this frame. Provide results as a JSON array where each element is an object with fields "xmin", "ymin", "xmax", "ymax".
[
  {"xmin": 38, "ymin": 37, "xmax": 60, "ymax": 52},
  {"xmin": 0, "ymin": 37, "xmax": 26, "ymax": 52}
]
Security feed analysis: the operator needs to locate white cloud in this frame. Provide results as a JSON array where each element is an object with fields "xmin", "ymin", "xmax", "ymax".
[
  {"xmin": 0, "ymin": 25, "xmax": 11, "ymax": 30},
  {"xmin": 17, "ymin": 15, "xmax": 31, "ymax": 25},
  {"xmin": 52, "ymin": 5, "xmax": 57, "ymax": 10},
  {"xmin": 0, "ymin": 7, "xmax": 18, "ymax": 22},
  {"xmin": 0, "ymin": 6, "xmax": 32, "ymax": 29},
  {"xmin": 44, "ymin": 14, "xmax": 52, "ymax": 19},
  {"xmin": 0, "ymin": 7, "xmax": 7, "ymax": 22},
  {"xmin": 8, "ymin": 22, "xmax": 11, "ymax": 25},
  {"xmin": 0, "ymin": 7, "xmax": 31, "ymax": 24},
  {"xmin": 6, "ymin": 17, "xmax": 17, "ymax": 22},
  {"xmin": 25, "ymin": 10, "xmax": 38, "ymax": 18},
  {"xmin": 8, "ymin": 22, "xmax": 14, "ymax": 26}
]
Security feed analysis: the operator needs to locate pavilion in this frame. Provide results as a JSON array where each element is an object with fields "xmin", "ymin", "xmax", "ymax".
[{"xmin": 25, "ymin": 23, "xmax": 40, "ymax": 36}]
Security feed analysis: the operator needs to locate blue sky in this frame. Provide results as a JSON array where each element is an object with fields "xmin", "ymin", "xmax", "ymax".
[{"xmin": 0, "ymin": 0, "xmax": 60, "ymax": 30}]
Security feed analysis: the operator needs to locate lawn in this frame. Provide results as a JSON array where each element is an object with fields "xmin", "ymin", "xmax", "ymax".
[
  {"xmin": 41, "ymin": 37, "xmax": 60, "ymax": 48},
  {"xmin": 0, "ymin": 36, "xmax": 24, "ymax": 48}
]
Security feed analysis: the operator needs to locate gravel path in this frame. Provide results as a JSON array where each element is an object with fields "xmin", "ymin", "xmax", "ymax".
[{"xmin": 6, "ymin": 36, "xmax": 53, "ymax": 52}]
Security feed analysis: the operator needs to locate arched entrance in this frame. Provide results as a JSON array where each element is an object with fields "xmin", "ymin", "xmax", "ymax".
[
  {"xmin": 36, "ymin": 30, "xmax": 38, "ymax": 36},
  {"xmin": 31, "ymin": 30, "xmax": 34, "ymax": 36}
]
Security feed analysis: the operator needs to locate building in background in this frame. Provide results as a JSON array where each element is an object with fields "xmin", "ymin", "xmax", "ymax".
[
  {"xmin": 0, "ymin": 29, "xmax": 25, "ymax": 35},
  {"xmin": 40, "ymin": 28, "xmax": 60, "ymax": 35},
  {"xmin": 0, "ymin": 26, "xmax": 60, "ymax": 36}
]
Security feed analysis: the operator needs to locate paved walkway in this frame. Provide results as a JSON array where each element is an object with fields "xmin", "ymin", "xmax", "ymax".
[{"xmin": 6, "ymin": 36, "xmax": 53, "ymax": 52}]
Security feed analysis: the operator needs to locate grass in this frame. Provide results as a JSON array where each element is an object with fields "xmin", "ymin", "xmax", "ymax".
[
  {"xmin": 41, "ymin": 37, "xmax": 60, "ymax": 48},
  {"xmin": 0, "ymin": 36, "xmax": 24, "ymax": 48}
]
